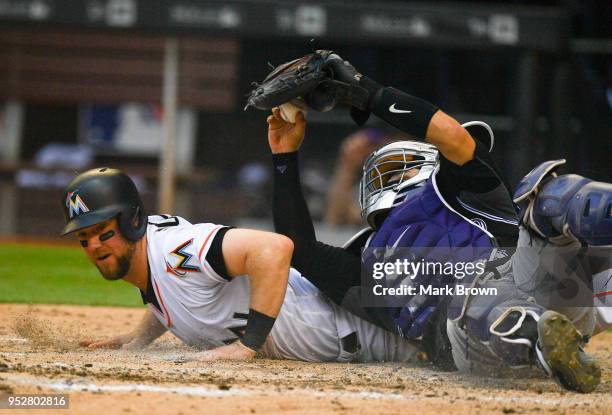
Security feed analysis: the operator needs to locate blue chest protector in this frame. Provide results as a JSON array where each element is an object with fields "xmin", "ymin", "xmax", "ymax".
[{"xmin": 365, "ymin": 176, "xmax": 493, "ymax": 338}]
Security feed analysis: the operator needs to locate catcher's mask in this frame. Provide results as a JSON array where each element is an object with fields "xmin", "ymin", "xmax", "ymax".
[
  {"xmin": 359, "ymin": 141, "xmax": 438, "ymax": 229},
  {"xmin": 61, "ymin": 168, "xmax": 146, "ymax": 241}
]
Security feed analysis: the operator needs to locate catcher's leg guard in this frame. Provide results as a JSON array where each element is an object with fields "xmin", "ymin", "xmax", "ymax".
[
  {"xmin": 452, "ymin": 272, "xmax": 601, "ymax": 392},
  {"xmin": 536, "ymin": 310, "xmax": 601, "ymax": 393},
  {"xmin": 486, "ymin": 303, "xmax": 542, "ymax": 367},
  {"xmin": 450, "ymin": 271, "xmax": 545, "ymax": 374}
]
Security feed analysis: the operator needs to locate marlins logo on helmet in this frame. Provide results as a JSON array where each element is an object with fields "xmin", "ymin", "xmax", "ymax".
[
  {"xmin": 66, "ymin": 190, "xmax": 90, "ymax": 218},
  {"xmin": 166, "ymin": 239, "xmax": 201, "ymax": 277}
]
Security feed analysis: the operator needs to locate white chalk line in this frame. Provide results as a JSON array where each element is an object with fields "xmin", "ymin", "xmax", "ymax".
[
  {"xmin": 0, "ymin": 336, "xmax": 28, "ymax": 342},
  {"xmin": 3, "ymin": 374, "xmax": 401, "ymax": 400},
  {"xmin": 3, "ymin": 374, "xmax": 610, "ymax": 406}
]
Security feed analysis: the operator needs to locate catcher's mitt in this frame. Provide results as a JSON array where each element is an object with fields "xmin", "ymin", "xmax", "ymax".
[
  {"xmin": 245, "ymin": 50, "xmax": 341, "ymax": 112},
  {"xmin": 246, "ymin": 50, "xmax": 373, "ymax": 125}
]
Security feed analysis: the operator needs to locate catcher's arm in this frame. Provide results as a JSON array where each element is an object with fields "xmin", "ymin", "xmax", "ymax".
[
  {"xmin": 423, "ymin": 111, "xmax": 476, "ymax": 165},
  {"xmin": 322, "ymin": 54, "xmax": 476, "ymax": 165},
  {"xmin": 79, "ymin": 307, "xmax": 167, "ymax": 350},
  {"xmin": 248, "ymin": 51, "xmax": 476, "ymax": 165}
]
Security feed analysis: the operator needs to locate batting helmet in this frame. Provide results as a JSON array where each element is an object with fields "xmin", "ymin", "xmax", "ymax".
[{"xmin": 61, "ymin": 167, "xmax": 146, "ymax": 241}]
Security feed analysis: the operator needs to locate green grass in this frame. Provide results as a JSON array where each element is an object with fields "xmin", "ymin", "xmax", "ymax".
[{"xmin": 0, "ymin": 244, "xmax": 143, "ymax": 307}]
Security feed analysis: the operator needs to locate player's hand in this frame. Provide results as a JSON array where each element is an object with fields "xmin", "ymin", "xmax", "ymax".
[
  {"xmin": 196, "ymin": 341, "xmax": 257, "ymax": 362},
  {"xmin": 323, "ymin": 53, "xmax": 362, "ymax": 87},
  {"xmin": 79, "ymin": 333, "xmax": 133, "ymax": 349},
  {"xmin": 267, "ymin": 107, "xmax": 306, "ymax": 154}
]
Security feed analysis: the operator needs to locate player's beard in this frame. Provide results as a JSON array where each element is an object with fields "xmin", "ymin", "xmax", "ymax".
[{"xmin": 97, "ymin": 242, "xmax": 136, "ymax": 281}]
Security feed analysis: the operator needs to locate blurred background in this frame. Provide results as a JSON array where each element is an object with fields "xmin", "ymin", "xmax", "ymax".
[{"xmin": 0, "ymin": 0, "xmax": 610, "ymax": 244}]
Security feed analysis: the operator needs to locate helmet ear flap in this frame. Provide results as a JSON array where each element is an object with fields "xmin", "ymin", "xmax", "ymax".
[{"xmin": 117, "ymin": 206, "xmax": 147, "ymax": 241}]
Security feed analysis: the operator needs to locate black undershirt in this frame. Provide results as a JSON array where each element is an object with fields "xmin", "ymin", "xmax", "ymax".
[
  {"xmin": 205, "ymin": 226, "xmax": 233, "ymax": 280},
  {"xmin": 436, "ymin": 125, "xmax": 510, "ymax": 197}
]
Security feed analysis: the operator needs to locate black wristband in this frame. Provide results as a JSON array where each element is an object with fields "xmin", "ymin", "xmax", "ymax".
[
  {"xmin": 241, "ymin": 309, "xmax": 276, "ymax": 351},
  {"xmin": 370, "ymin": 87, "xmax": 438, "ymax": 139}
]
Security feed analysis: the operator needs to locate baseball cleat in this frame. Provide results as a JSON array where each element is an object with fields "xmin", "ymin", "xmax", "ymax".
[{"xmin": 536, "ymin": 310, "xmax": 600, "ymax": 393}]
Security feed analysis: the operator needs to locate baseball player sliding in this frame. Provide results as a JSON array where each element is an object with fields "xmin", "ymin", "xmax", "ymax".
[{"xmin": 63, "ymin": 168, "xmax": 418, "ymax": 363}]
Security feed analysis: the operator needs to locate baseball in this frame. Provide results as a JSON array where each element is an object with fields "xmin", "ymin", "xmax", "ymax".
[{"xmin": 279, "ymin": 102, "xmax": 307, "ymax": 123}]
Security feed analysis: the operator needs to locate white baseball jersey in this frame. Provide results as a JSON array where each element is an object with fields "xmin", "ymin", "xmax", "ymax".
[{"xmin": 143, "ymin": 215, "xmax": 418, "ymax": 363}]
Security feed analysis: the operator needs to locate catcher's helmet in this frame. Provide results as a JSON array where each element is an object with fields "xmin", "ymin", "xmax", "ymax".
[
  {"xmin": 359, "ymin": 140, "xmax": 438, "ymax": 229},
  {"xmin": 61, "ymin": 168, "xmax": 146, "ymax": 241}
]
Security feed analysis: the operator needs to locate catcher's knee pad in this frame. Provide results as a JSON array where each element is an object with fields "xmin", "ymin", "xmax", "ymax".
[
  {"xmin": 514, "ymin": 160, "xmax": 612, "ymax": 246},
  {"xmin": 562, "ymin": 180, "xmax": 612, "ymax": 246}
]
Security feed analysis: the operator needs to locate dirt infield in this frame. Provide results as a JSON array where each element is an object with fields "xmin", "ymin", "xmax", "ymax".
[{"xmin": 1, "ymin": 304, "xmax": 611, "ymax": 415}]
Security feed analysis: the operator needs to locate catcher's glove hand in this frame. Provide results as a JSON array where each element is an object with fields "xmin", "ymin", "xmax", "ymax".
[{"xmin": 245, "ymin": 50, "xmax": 371, "ymax": 114}]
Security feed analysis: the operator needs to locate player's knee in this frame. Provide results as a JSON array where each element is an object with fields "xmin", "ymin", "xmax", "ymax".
[
  {"xmin": 274, "ymin": 234, "xmax": 294, "ymax": 263},
  {"xmin": 259, "ymin": 233, "xmax": 294, "ymax": 266}
]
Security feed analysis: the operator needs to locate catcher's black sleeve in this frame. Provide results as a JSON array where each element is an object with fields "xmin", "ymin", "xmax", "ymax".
[{"xmin": 272, "ymin": 152, "xmax": 361, "ymax": 304}]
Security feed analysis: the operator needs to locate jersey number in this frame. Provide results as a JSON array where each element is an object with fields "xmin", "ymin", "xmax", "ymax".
[
  {"xmin": 149, "ymin": 214, "xmax": 180, "ymax": 229},
  {"xmin": 222, "ymin": 312, "xmax": 249, "ymax": 345}
]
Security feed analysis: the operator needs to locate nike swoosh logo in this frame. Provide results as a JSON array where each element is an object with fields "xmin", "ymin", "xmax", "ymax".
[
  {"xmin": 389, "ymin": 103, "xmax": 412, "ymax": 114},
  {"xmin": 392, "ymin": 226, "xmax": 411, "ymax": 248}
]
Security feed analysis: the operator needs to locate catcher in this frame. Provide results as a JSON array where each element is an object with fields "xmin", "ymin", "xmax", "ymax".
[
  {"xmin": 248, "ymin": 50, "xmax": 607, "ymax": 392},
  {"xmin": 63, "ymin": 168, "xmax": 419, "ymax": 363}
]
